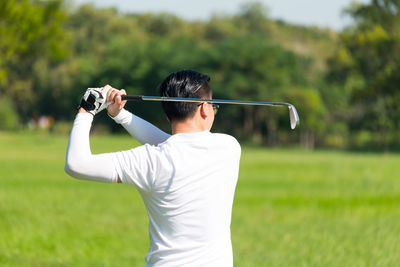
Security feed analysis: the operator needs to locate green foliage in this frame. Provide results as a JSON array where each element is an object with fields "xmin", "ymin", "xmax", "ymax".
[
  {"xmin": 328, "ymin": 0, "xmax": 400, "ymax": 149},
  {"xmin": 235, "ymin": 2, "xmax": 271, "ymax": 34},
  {"xmin": 0, "ymin": 0, "xmax": 68, "ymax": 120},
  {"xmin": 0, "ymin": 97, "xmax": 19, "ymax": 130},
  {"xmin": 9, "ymin": 0, "xmax": 400, "ymax": 149},
  {"xmin": 207, "ymin": 35, "xmax": 309, "ymax": 144},
  {"xmin": 287, "ymin": 88, "xmax": 327, "ymax": 148},
  {"xmin": 0, "ymin": 0, "xmax": 335, "ymax": 147},
  {"xmin": 0, "ymin": 0, "xmax": 67, "ymax": 71}
]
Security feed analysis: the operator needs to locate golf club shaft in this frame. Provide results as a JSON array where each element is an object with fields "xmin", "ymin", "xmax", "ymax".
[
  {"xmin": 121, "ymin": 95, "xmax": 300, "ymax": 129},
  {"xmin": 121, "ymin": 95, "xmax": 291, "ymax": 107}
]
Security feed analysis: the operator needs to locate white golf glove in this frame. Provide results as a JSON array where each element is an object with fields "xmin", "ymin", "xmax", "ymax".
[{"xmin": 79, "ymin": 86, "xmax": 111, "ymax": 115}]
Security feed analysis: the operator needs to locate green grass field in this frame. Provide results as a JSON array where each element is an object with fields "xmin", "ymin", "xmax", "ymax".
[{"xmin": 1, "ymin": 132, "xmax": 400, "ymax": 266}]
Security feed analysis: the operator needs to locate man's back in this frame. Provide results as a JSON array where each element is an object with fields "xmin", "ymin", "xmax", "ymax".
[{"xmin": 113, "ymin": 131, "xmax": 241, "ymax": 266}]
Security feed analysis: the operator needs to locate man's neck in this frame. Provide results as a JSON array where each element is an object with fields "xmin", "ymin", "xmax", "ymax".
[{"xmin": 171, "ymin": 119, "xmax": 208, "ymax": 134}]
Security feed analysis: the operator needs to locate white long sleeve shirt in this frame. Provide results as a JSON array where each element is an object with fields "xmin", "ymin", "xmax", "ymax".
[{"xmin": 65, "ymin": 111, "xmax": 241, "ymax": 266}]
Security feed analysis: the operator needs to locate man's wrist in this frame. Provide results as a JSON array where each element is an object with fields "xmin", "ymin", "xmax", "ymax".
[
  {"xmin": 78, "ymin": 107, "xmax": 91, "ymax": 114},
  {"xmin": 109, "ymin": 108, "xmax": 131, "ymax": 124},
  {"xmin": 107, "ymin": 109, "xmax": 121, "ymax": 118}
]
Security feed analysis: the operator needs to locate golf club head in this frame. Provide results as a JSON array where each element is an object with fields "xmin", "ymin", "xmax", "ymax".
[{"xmin": 288, "ymin": 105, "xmax": 300, "ymax": 130}]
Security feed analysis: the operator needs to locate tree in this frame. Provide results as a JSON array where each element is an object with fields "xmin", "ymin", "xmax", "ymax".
[
  {"xmin": 327, "ymin": 0, "xmax": 400, "ymax": 149},
  {"xmin": 0, "ymin": 0, "xmax": 67, "ymax": 120},
  {"xmin": 209, "ymin": 35, "xmax": 308, "ymax": 144},
  {"xmin": 287, "ymin": 88, "xmax": 327, "ymax": 148}
]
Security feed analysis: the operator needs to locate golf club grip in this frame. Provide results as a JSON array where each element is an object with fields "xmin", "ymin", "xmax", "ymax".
[{"xmin": 121, "ymin": 95, "xmax": 143, "ymax": 101}]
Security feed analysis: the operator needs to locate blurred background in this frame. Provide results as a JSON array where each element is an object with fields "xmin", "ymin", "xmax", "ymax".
[
  {"xmin": 2, "ymin": 1, "xmax": 400, "ymax": 266},
  {"xmin": 1, "ymin": 0, "xmax": 399, "ymax": 150}
]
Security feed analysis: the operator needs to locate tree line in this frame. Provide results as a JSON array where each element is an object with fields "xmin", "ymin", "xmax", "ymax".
[{"xmin": 0, "ymin": 0, "xmax": 399, "ymax": 150}]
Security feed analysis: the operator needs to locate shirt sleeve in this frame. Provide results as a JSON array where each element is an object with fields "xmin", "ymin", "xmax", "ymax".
[
  {"xmin": 111, "ymin": 108, "xmax": 171, "ymax": 145},
  {"xmin": 65, "ymin": 113, "xmax": 119, "ymax": 183},
  {"xmin": 112, "ymin": 144, "xmax": 158, "ymax": 191}
]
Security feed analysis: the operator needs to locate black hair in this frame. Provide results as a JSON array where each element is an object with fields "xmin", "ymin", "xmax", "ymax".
[{"xmin": 159, "ymin": 70, "xmax": 211, "ymax": 122}]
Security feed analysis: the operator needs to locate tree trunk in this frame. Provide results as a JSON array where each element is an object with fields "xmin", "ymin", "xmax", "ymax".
[
  {"xmin": 252, "ymin": 108, "xmax": 262, "ymax": 144},
  {"xmin": 266, "ymin": 117, "xmax": 277, "ymax": 146},
  {"xmin": 300, "ymin": 131, "xmax": 315, "ymax": 149},
  {"xmin": 243, "ymin": 106, "xmax": 254, "ymax": 139}
]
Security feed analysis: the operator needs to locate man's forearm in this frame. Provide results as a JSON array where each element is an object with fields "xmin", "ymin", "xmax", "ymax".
[
  {"xmin": 111, "ymin": 109, "xmax": 171, "ymax": 145},
  {"xmin": 65, "ymin": 112, "xmax": 120, "ymax": 183}
]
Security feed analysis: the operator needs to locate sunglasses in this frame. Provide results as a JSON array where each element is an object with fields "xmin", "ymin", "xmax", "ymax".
[{"xmin": 197, "ymin": 102, "xmax": 220, "ymax": 115}]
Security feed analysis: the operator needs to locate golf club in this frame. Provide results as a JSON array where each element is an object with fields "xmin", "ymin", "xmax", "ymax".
[{"xmin": 121, "ymin": 95, "xmax": 300, "ymax": 130}]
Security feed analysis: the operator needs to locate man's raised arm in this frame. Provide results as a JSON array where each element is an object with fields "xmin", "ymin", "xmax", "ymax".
[
  {"xmin": 107, "ymin": 88, "xmax": 170, "ymax": 146},
  {"xmin": 65, "ymin": 85, "xmax": 121, "ymax": 183},
  {"xmin": 110, "ymin": 109, "xmax": 170, "ymax": 146}
]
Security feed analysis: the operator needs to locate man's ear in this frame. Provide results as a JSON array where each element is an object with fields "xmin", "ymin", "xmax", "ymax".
[{"xmin": 200, "ymin": 103, "xmax": 208, "ymax": 119}]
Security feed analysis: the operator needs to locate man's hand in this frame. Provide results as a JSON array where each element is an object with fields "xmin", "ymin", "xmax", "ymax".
[
  {"xmin": 106, "ymin": 87, "xmax": 127, "ymax": 117},
  {"xmin": 79, "ymin": 85, "xmax": 112, "ymax": 115}
]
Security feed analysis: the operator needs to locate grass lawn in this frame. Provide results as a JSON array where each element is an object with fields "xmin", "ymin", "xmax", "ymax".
[{"xmin": 1, "ymin": 132, "xmax": 399, "ymax": 266}]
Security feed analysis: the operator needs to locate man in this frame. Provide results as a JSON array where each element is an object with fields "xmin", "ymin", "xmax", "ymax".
[{"xmin": 65, "ymin": 70, "xmax": 241, "ymax": 266}]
